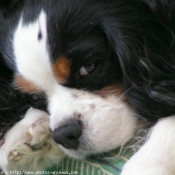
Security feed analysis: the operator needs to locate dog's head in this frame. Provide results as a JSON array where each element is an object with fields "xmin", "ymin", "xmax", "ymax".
[{"xmin": 1, "ymin": 0, "xmax": 174, "ymax": 158}]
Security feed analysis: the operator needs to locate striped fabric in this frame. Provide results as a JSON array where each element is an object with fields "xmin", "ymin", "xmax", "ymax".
[{"xmin": 46, "ymin": 150, "xmax": 133, "ymax": 175}]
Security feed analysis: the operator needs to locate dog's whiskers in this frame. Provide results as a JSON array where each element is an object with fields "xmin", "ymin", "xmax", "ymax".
[{"xmin": 119, "ymin": 85, "xmax": 135, "ymax": 100}]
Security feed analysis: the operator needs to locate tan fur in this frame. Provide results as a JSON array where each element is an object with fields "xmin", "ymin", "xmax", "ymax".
[
  {"xmin": 14, "ymin": 74, "xmax": 43, "ymax": 93},
  {"xmin": 53, "ymin": 56, "xmax": 71, "ymax": 84}
]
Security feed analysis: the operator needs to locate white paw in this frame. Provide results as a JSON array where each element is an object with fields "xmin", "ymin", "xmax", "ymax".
[
  {"xmin": 121, "ymin": 156, "xmax": 171, "ymax": 175},
  {"xmin": 0, "ymin": 108, "xmax": 64, "ymax": 173},
  {"xmin": 121, "ymin": 116, "xmax": 175, "ymax": 175}
]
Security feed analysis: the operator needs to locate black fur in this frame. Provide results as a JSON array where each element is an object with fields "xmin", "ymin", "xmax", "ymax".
[
  {"xmin": 0, "ymin": 53, "xmax": 47, "ymax": 139},
  {"xmin": 0, "ymin": 0, "xmax": 175, "ymax": 132}
]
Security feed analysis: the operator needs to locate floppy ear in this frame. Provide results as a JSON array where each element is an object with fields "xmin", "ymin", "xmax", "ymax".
[
  {"xmin": 102, "ymin": 1, "xmax": 175, "ymax": 90},
  {"xmin": 102, "ymin": 18, "xmax": 142, "ymax": 83},
  {"xmin": 102, "ymin": 3, "xmax": 175, "ymax": 121}
]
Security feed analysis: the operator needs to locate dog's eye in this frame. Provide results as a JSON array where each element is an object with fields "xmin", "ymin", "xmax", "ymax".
[{"xmin": 80, "ymin": 64, "xmax": 96, "ymax": 76}]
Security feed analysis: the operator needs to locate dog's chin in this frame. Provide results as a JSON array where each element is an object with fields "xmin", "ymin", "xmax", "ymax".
[
  {"xmin": 58, "ymin": 126, "xmax": 136, "ymax": 159},
  {"xmin": 58, "ymin": 145, "xmax": 88, "ymax": 159},
  {"xmin": 59, "ymin": 145, "xmax": 107, "ymax": 159}
]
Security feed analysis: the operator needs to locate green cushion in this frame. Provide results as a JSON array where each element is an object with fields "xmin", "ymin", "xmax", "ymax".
[{"xmin": 46, "ymin": 149, "xmax": 133, "ymax": 175}]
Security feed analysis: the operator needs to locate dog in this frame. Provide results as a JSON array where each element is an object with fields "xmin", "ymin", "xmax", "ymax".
[{"xmin": 1, "ymin": 0, "xmax": 175, "ymax": 174}]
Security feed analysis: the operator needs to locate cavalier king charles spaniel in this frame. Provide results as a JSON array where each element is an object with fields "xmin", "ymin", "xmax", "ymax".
[{"xmin": 0, "ymin": 0, "xmax": 175, "ymax": 174}]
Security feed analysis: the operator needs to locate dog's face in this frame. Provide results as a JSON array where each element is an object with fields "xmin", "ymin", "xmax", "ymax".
[{"xmin": 0, "ymin": 0, "xmax": 147, "ymax": 158}]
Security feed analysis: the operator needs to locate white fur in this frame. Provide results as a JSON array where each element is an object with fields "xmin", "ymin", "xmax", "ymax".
[
  {"xmin": 55, "ymin": 89, "xmax": 138, "ymax": 158},
  {"xmin": 13, "ymin": 10, "xmax": 138, "ymax": 159},
  {"xmin": 0, "ymin": 108, "xmax": 64, "ymax": 174},
  {"xmin": 14, "ymin": 11, "xmax": 55, "ymax": 91},
  {"xmin": 121, "ymin": 116, "xmax": 175, "ymax": 175}
]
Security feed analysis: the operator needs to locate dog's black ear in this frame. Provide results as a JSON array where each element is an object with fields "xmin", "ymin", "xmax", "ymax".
[
  {"xmin": 102, "ymin": 1, "xmax": 175, "ymax": 120},
  {"xmin": 102, "ymin": 17, "xmax": 141, "ymax": 83},
  {"xmin": 0, "ymin": 0, "xmax": 22, "ymax": 13},
  {"xmin": 102, "ymin": 1, "xmax": 173, "ymax": 84}
]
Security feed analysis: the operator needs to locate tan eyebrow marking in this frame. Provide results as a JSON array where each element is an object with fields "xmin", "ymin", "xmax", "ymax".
[
  {"xmin": 14, "ymin": 74, "xmax": 43, "ymax": 93},
  {"xmin": 52, "ymin": 56, "xmax": 71, "ymax": 84},
  {"xmin": 96, "ymin": 85, "xmax": 125, "ymax": 99}
]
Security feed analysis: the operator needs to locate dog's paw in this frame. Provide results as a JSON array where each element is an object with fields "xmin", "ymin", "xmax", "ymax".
[
  {"xmin": 121, "ymin": 116, "xmax": 175, "ymax": 175},
  {"xmin": 121, "ymin": 156, "xmax": 171, "ymax": 175},
  {"xmin": 0, "ymin": 108, "xmax": 64, "ymax": 173}
]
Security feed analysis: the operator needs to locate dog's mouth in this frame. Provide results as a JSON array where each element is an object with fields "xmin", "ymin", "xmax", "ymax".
[
  {"xmin": 52, "ymin": 121, "xmax": 94, "ymax": 158},
  {"xmin": 55, "ymin": 132, "xmax": 101, "ymax": 159},
  {"xmin": 58, "ymin": 144, "xmax": 94, "ymax": 159}
]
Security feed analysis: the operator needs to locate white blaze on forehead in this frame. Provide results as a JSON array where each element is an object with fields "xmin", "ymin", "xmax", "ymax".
[
  {"xmin": 14, "ymin": 11, "xmax": 55, "ymax": 91},
  {"xmin": 13, "ymin": 10, "xmax": 75, "ymax": 129}
]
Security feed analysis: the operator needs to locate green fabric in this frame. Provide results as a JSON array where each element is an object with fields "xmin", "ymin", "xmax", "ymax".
[{"xmin": 45, "ymin": 150, "xmax": 133, "ymax": 175}]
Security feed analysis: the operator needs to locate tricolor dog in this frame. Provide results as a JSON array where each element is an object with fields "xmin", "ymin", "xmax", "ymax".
[{"xmin": 0, "ymin": 0, "xmax": 175, "ymax": 174}]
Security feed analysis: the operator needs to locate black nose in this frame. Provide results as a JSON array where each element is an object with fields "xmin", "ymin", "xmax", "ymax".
[{"xmin": 53, "ymin": 120, "xmax": 82, "ymax": 149}]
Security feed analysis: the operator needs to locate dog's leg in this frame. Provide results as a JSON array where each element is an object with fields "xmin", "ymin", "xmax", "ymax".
[
  {"xmin": 0, "ymin": 108, "xmax": 64, "ymax": 174},
  {"xmin": 121, "ymin": 116, "xmax": 175, "ymax": 175}
]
